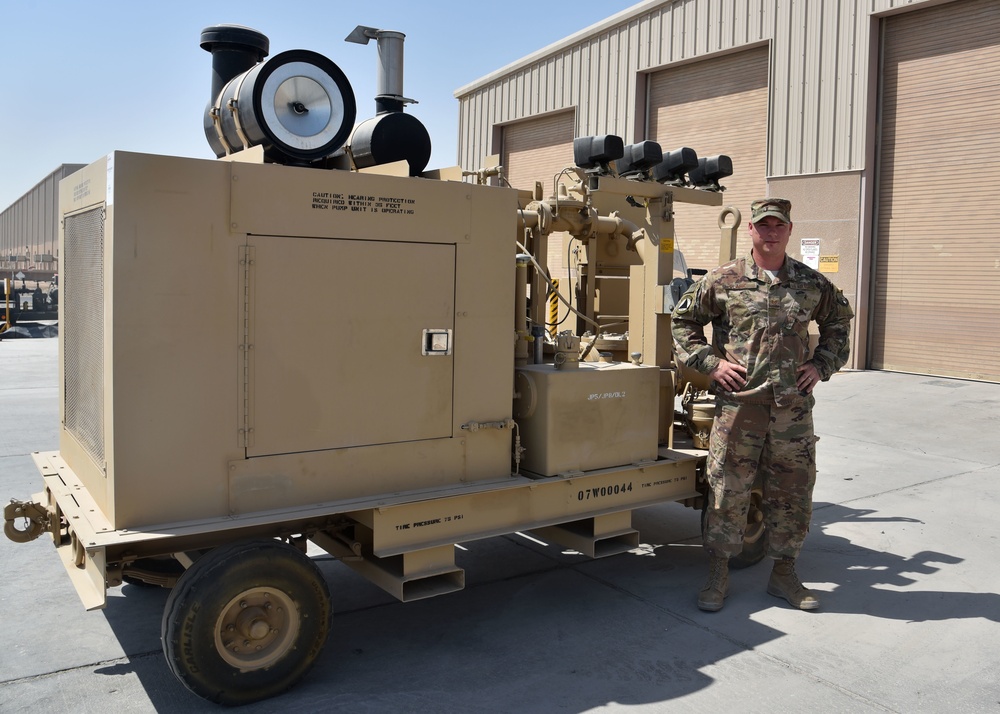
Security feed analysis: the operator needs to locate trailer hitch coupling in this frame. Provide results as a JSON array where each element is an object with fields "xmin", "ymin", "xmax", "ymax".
[{"xmin": 4, "ymin": 499, "xmax": 49, "ymax": 543}]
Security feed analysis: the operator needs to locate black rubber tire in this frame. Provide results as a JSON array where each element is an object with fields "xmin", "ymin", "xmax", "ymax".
[{"xmin": 161, "ymin": 538, "xmax": 330, "ymax": 705}]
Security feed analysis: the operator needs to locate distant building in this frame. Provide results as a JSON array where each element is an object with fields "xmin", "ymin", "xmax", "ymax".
[
  {"xmin": 1, "ymin": 164, "xmax": 86, "ymax": 281},
  {"xmin": 455, "ymin": 0, "xmax": 1000, "ymax": 382}
]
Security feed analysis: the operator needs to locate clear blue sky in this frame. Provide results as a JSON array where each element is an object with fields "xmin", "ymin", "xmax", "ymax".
[{"xmin": 0, "ymin": 0, "xmax": 640, "ymax": 209}]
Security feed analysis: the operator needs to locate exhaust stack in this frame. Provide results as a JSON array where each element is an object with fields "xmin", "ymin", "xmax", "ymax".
[
  {"xmin": 345, "ymin": 26, "xmax": 412, "ymax": 114},
  {"xmin": 346, "ymin": 25, "xmax": 431, "ymax": 176}
]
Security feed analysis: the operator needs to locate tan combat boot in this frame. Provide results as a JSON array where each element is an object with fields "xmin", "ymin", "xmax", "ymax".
[
  {"xmin": 697, "ymin": 555, "xmax": 730, "ymax": 612},
  {"xmin": 767, "ymin": 557, "xmax": 820, "ymax": 610}
]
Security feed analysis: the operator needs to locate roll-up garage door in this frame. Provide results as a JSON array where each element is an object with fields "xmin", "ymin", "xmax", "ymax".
[
  {"xmin": 648, "ymin": 47, "xmax": 769, "ymax": 274},
  {"xmin": 871, "ymin": 0, "xmax": 1000, "ymax": 382},
  {"xmin": 502, "ymin": 111, "xmax": 575, "ymax": 277}
]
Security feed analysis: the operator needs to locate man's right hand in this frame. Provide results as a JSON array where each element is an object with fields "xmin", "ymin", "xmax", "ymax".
[{"xmin": 710, "ymin": 360, "xmax": 747, "ymax": 392}]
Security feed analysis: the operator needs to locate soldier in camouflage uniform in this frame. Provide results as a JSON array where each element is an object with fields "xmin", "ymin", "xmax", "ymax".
[{"xmin": 671, "ymin": 198, "xmax": 854, "ymax": 612}]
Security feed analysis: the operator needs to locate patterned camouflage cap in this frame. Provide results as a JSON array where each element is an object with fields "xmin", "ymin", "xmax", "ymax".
[{"xmin": 750, "ymin": 198, "xmax": 792, "ymax": 224}]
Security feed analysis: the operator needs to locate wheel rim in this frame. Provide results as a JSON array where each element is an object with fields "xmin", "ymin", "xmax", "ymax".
[
  {"xmin": 214, "ymin": 587, "xmax": 300, "ymax": 670},
  {"xmin": 744, "ymin": 488, "xmax": 765, "ymax": 544}
]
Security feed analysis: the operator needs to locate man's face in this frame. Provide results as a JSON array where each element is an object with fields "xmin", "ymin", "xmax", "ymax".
[{"xmin": 749, "ymin": 216, "xmax": 793, "ymax": 262}]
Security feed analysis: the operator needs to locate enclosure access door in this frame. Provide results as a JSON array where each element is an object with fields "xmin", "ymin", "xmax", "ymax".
[{"xmin": 244, "ymin": 236, "xmax": 456, "ymax": 457}]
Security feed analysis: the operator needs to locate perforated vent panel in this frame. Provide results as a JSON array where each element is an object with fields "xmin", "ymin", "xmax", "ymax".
[{"xmin": 63, "ymin": 207, "xmax": 105, "ymax": 469}]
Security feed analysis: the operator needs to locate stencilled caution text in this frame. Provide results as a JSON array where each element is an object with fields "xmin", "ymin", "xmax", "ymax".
[{"xmin": 311, "ymin": 191, "xmax": 416, "ymax": 216}]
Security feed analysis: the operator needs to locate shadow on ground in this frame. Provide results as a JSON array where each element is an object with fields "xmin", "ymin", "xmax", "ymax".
[{"xmin": 91, "ymin": 498, "xmax": 988, "ymax": 712}]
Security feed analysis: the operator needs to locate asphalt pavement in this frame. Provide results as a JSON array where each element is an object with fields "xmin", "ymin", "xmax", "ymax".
[{"xmin": 1, "ymin": 333, "xmax": 998, "ymax": 713}]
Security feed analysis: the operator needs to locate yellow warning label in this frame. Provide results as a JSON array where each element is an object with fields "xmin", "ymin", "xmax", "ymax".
[
  {"xmin": 819, "ymin": 255, "xmax": 839, "ymax": 273},
  {"xmin": 659, "ymin": 237, "xmax": 674, "ymax": 253}
]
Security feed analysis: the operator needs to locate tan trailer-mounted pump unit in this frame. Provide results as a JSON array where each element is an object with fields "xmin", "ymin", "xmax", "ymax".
[{"xmin": 3, "ymin": 24, "xmax": 752, "ymax": 705}]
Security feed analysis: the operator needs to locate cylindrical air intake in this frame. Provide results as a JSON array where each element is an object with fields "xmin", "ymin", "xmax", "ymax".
[
  {"xmin": 200, "ymin": 25, "xmax": 270, "ymax": 107},
  {"xmin": 200, "ymin": 25, "xmax": 270, "ymax": 158},
  {"xmin": 202, "ymin": 28, "xmax": 357, "ymax": 163}
]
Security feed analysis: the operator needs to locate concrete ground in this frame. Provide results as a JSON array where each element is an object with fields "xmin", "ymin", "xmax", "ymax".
[{"xmin": 1, "ymin": 333, "xmax": 998, "ymax": 713}]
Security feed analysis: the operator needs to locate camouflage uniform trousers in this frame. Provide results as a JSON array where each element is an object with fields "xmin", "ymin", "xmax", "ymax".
[{"xmin": 704, "ymin": 394, "xmax": 818, "ymax": 559}]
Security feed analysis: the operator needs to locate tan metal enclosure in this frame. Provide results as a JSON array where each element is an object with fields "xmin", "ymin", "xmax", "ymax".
[
  {"xmin": 871, "ymin": 0, "xmax": 1000, "ymax": 381},
  {"xmin": 56, "ymin": 152, "xmax": 517, "ymax": 527}
]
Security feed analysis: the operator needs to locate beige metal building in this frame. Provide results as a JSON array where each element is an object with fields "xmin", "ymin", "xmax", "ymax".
[
  {"xmin": 1, "ymin": 164, "xmax": 85, "ymax": 281},
  {"xmin": 456, "ymin": 0, "xmax": 1000, "ymax": 382}
]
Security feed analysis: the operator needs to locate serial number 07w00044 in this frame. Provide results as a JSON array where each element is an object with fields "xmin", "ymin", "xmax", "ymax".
[{"xmin": 578, "ymin": 482, "xmax": 633, "ymax": 501}]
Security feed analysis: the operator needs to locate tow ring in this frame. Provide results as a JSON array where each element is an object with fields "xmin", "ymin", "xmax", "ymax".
[{"xmin": 4, "ymin": 500, "xmax": 47, "ymax": 543}]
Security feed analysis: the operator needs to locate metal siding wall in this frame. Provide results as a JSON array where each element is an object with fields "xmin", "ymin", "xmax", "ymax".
[
  {"xmin": 0, "ymin": 164, "xmax": 84, "ymax": 271},
  {"xmin": 457, "ymin": 0, "xmax": 770, "ymax": 168},
  {"xmin": 768, "ymin": 0, "xmax": 882, "ymax": 175},
  {"xmin": 838, "ymin": 0, "xmax": 863, "ymax": 170},
  {"xmin": 457, "ymin": 0, "xmax": 772, "ymax": 169},
  {"xmin": 456, "ymin": 0, "xmax": 950, "ymax": 176},
  {"xmin": 803, "ymin": 2, "xmax": 824, "ymax": 173}
]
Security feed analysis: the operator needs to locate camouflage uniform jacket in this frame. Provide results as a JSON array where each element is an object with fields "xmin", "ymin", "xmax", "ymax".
[{"xmin": 671, "ymin": 252, "xmax": 854, "ymax": 406}]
